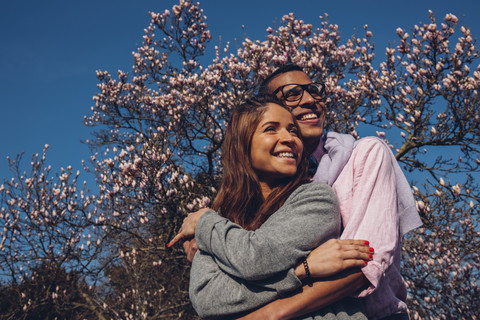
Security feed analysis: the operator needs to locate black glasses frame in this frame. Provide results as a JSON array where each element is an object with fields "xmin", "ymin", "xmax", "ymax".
[{"xmin": 272, "ymin": 83, "xmax": 326, "ymax": 103}]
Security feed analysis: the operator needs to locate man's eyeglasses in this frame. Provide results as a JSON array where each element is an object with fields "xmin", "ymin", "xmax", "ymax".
[{"xmin": 272, "ymin": 83, "xmax": 326, "ymax": 103}]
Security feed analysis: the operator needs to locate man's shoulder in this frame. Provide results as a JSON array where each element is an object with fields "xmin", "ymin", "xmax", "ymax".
[
  {"xmin": 347, "ymin": 136, "xmax": 396, "ymax": 170},
  {"xmin": 353, "ymin": 136, "xmax": 392, "ymax": 154},
  {"xmin": 323, "ymin": 133, "xmax": 391, "ymax": 160},
  {"xmin": 355, "ymin": 136, "xmax": 385, "ymax": 145}
]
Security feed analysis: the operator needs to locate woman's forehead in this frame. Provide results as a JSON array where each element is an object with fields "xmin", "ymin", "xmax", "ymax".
[{"xmin": 260, "ymin": 103, "xmax": 294, "ymax": 123}]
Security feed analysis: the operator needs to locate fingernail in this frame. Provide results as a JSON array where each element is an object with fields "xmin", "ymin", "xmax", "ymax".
[
  {"xmin": 364, "ymin": 260, "xmax": 368, "ymax": 265},
  {"xmin": 364, "ymin": 241, "xmax": 369, "ymax": 245},
  {"xmin": 369, "ymin": 254, "xmax": 373, "ymax": 259},
  {"xmin": 369, "ymin": 247, "xmax": 374, "ymax": 252},
  {"xmin": 166, "ymin": 243, "xmax": 171, "ymax": 247}
]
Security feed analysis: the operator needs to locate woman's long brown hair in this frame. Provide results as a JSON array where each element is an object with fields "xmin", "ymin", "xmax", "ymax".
[{"xmin": 211, "ymin": 95, "xmax": 309, "ymax": 230}]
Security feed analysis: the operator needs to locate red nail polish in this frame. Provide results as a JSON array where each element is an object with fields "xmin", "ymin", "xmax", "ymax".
[
  {"xmin": 166, "ymin": 243, "xmax": 171, "ymax": 247},
  {"xmin": 364, "ymin": 260, "xmax": 368, "ymax": 264},
  {"xmin": 369, "ymin": 254, "xmax": 373, "ymax": 259},
  {"xmin": 369, "ymin": 247, "xmax": 374, "ymax": 252},
  {"xmin": 364, "ymin": 241, "xmax": 369, "ymax": 245}
]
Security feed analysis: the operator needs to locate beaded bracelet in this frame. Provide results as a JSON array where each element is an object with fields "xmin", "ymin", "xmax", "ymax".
[{"xmin": 302, "ymin": 256, "xmax": 313, "ymax": 287}]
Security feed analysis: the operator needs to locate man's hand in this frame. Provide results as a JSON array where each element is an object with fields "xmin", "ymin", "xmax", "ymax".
[
  {"xmin": 183, "ymin": 238, "xmax": 198, "ymax": 263},
  {"xmin": 167, "ymin": 207, "xmax": 210, "ymax": 247},
  {"xmin": 295, "ymin": 239, "xmax": 373, "ymax": 279}
]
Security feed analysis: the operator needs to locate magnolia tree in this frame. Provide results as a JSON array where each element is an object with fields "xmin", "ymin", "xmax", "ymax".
[
  {"xmin": 0, "ymin": 146, "xmax": 103, "ymax": 319},
  {"xmin": 1, "ymin": 1, "xmax": 479, "ymax": 319}
]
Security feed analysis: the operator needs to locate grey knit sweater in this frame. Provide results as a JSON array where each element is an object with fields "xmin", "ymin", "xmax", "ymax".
[{"xmin": 189, "ymin": 182, "xmax": 367, "ymax": 320}]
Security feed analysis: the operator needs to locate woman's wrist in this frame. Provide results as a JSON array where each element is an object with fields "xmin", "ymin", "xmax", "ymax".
[
  {"xmin": 294, "ymin": 261, "xmax": 306, "ymax": 280},
  {"xmin": 301, "ymin": 256, "xmax": 313, "ymax": 287}
]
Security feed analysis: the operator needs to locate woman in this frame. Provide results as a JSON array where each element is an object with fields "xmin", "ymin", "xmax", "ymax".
[{"xmin": 169, "ymin": 95, "xmax": 371, "ymax": 319}]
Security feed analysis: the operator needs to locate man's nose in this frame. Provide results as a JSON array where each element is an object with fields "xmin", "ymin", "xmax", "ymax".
[{"xmin": 299, "ymin": 89, "xmax": 316, "ymax": 106}]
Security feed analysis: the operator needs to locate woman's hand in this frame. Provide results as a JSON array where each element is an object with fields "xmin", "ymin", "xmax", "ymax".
[
  {"xmin": 295, "ymin": 239, "xmax": 373, "ymax": 279},
  {"xmin": 167, "ymin": 208, "xmax": 210, "ymax": 247}
]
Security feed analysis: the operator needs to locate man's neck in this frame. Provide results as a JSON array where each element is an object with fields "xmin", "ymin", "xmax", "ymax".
[{"xmin": 303, "ymin": 136, "xmax": 322, "ymax": 157}]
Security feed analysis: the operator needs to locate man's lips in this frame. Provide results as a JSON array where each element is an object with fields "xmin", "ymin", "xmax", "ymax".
[{"xmin": 296, "ymin": 111, "xmax": 321, "ymax": 121}]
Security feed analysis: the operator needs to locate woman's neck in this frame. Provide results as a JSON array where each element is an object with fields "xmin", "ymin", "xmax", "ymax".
[{"xmin": 259, "ymin": 181, "xmax": 273, "ymax": 199}]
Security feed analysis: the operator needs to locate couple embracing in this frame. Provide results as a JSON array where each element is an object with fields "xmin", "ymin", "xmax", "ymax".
[{"xmin": 169, "ymin": 64, "xmax": 422, "ymax": 320}]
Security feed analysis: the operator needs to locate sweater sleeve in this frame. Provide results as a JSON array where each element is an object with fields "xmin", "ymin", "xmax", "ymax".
[
  {"xmin": 189, "ymin": 182, "xmax": 341, "ymax": 318},
  {"xmin": 195, "ymin": 182, "xmax": 341, "ymax": 281},
  {"xmin": 189, "ymin": 251, "xmax": 302, "ymax": 319}
]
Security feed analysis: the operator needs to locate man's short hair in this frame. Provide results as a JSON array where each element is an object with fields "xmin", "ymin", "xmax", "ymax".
[{"xmin": 258, "ymin": 63, "xmax": 304, "ymax": 95}]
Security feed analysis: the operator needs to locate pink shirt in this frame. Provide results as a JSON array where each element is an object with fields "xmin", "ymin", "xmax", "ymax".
[{"xmin": 312, "ymin": 135, "xmax": 420, "ymax": 319}]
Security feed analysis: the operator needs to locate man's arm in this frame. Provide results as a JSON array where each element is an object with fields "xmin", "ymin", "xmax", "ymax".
[
  {"xmin": 336, "ymin": 137, "xmax": 399, "ymax": 297},
  {"xmin": 237, "ymin": 269, "xmax": 368, "ymax": 320},
  {"xmin": 182, "ymin": 238, "xmax": 197, "ymax": 263}
]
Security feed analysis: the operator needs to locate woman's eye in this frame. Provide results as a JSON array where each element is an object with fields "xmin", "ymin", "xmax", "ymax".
[{"xmin": 264, "ymin": 126, "xmax": 275, "ymax": 132}]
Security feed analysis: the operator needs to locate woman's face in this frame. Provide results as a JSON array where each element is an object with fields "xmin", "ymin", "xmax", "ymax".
[{"xmin": 250, "ymin": 103, "xmax": 303, "ymax": 186}]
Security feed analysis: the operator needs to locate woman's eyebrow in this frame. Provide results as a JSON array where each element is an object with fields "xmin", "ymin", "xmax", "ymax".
[
  {"xmin": 260, "ymin": 121, "xmax": 280, "ymax": 127},
  {"xmin": 287, "ymin": 123, "xmax": 297, "ymax": 129}
]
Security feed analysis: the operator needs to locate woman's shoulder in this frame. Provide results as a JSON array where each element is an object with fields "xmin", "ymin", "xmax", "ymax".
[{"xmin": 287, "ymin": 182, "xmax": 335, "ymax": 202}]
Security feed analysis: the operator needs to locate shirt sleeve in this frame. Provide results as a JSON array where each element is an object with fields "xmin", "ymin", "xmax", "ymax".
[
  {"xmin": 195, "ymin": 182, "xmax": 341, "ymax": 281},
  {"xmin": 336, "ymin": 138, "xmax": 399, "ymax": 297}
]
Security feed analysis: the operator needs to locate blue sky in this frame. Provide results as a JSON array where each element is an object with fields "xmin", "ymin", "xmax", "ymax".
[{"xmin": 1, "ymin": 0, "xmax": 480, "ymax": 182}]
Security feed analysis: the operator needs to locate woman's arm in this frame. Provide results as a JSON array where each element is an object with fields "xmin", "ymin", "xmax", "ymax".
[
  {"xmin": 190, "ymin": 252, "xmax": 370, "ymax": 320},
  {"xmin": 188, "ymin": 183, "xmax": 371, "ymax": 318},
  {"xmin": 189, "ymin": 183, "xmax": 342, "ymax": 318},
  {"xmin": 189, "ymin": 238, "xmax": 372, "ymax": 318},
  {"xmin": 194, "ymin": 183, "xmax": 341, "ymax": 280},
  {"xmin": 174, "ymin": 183, "xmax": 371, "ymax": 280},
  {"xmin": 189, "ymin": 250, "xmax": 303, "ymax": 318}
]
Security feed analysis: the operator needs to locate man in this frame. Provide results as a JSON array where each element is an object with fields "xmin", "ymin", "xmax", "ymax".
[{"xmin": 184, "ymin": 64, "xmax": 422, "ymax": 320}]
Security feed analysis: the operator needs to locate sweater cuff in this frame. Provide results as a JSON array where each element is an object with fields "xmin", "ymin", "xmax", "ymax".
[{"xmin": 276, "ymin": 268, "xmax": 303, "ymax": 296}]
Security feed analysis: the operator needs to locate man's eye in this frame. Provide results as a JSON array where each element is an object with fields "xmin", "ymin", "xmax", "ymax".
[
  {"xmin": 285, "ymin": 87, "xmax": 302, "ymax": 98},
  {"xmin": 307, "ymin": 84, "xmax": 323, "ymax": 97}
]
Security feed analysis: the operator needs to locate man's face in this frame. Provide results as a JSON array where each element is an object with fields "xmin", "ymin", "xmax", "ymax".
[{"xmin": 267, "ymin": 71, "xmax": 326, "ymax": 144}]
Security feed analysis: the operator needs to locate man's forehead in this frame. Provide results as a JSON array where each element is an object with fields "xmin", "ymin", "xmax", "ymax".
[{"xmin": 269, "ymin": 71, "xmax": 312, "ymax": 89}]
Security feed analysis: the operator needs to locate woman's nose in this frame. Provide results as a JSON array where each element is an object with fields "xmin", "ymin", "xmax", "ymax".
[{"xmin": 280, "ymin": 130, "xmax": 294, "ymax": 143}]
